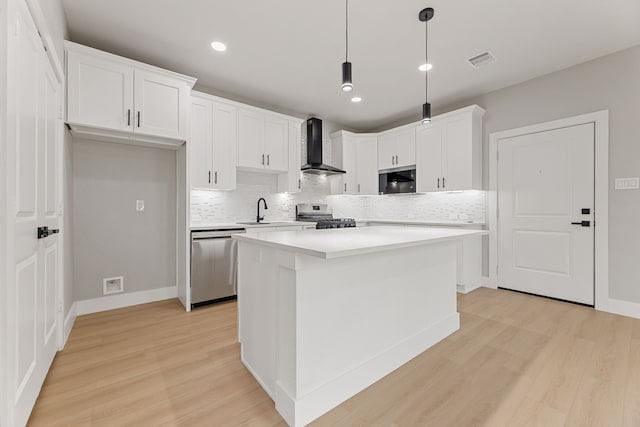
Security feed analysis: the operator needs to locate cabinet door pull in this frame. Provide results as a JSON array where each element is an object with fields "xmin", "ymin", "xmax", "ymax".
[
  {"xmin": 442, "ymin": 177, "xmax": 445, "ymax": 188},
  {"xmin": 344, "ymin": 183, "xmax": 347, "ymax": 192},
  {"xmin": 391, "ymin": 155, "xmax": 395, "ymax": 165},
  {"xmin": 214, "ymin": 171, "xmax": 218, "ymax": 184},
  {"xmin": 127, "ymin": 109, "xmax": 131, "ymax": 126},
  {"xmin": 262, "ymin": 154, "xmax": 265, "ymax": 165},
  {"xmin": 137, "ymin": 111, "xmax": 141, "ymax": 128},
  {"xmin": 267, "ymin": 154, "xmax": 270, "ymax": 166},
  {"xmin": 437, "ymin": 178, "xmax": 440, "ymax": 188},
  {"xmin": 358, "ymin": 183, "xmax": 361, "ymax": 193},
  {"xmin": 208, "ymin": 171, "xmax": 211, "ymax": 184},
  {"xmin": 298, "ymin": 179, "xmax": 301, "ymax": 189},
  {"xmin": 395, "ymin": 155, "xmax": 399, "ymax": 164}
]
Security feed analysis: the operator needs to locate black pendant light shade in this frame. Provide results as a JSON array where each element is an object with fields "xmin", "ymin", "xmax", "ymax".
[
  {"xmin": 341, "ymin": 0, "xmax": 353, "ymax": 92},
  {"xmin": 422, "ymin": 102, "xmax": 431, "ymax": 124},
  {"xmin": 342, "ymin": 61, "xmax": 353, "ymax": 92},
  {"xmin": 419, "ymin": 7, "xmax": 434, "ymax": 124}
]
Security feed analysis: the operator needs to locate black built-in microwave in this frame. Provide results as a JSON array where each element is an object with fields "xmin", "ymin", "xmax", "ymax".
[{"xmin": 378, "ymin": 168, "xmax": 416, "ymax": 194}]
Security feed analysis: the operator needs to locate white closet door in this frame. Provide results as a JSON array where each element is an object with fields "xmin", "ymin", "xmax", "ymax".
[
  {"xmin": 5, "ymin": 1, "xmax": 62, "ymax": 425},
  {"xmin": 498, "ymin": 123, "xmax": 595, "ymax": 305}
]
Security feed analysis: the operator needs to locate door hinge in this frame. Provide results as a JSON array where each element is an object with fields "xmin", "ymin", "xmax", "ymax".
[
  {"xmin": 57, "ymin": 300, "xmax": 63, "ymax": 312},
  {"xmin": 58, "ymin": 105, "xmax": 64, "ymax": 120}
]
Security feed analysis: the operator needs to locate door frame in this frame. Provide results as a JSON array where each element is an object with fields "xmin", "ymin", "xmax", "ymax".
[{"xmin": 488, "ymin": 110, "xmax": 609, "ymax": 310}]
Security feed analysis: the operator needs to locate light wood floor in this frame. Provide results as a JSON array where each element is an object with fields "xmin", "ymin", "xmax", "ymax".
[{"xmin": 28, "ymin": 288, "xmax": 640, "ymax": 426}]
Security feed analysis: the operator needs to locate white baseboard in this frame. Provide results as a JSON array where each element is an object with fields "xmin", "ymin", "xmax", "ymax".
[
  {"xmin": 602, "ymin": 298, "xmax": 640, "ymax": 319},
  {"xmin": 62, "ymin": 302, "xmax": 77, "ymax": 348},
  {"xmin": 76, "ymin": 286, "xmax": 178, "ymax": 316},
  {"xmin": 481, "ymin": 275, "xmax": 496, "ymax": 289}
]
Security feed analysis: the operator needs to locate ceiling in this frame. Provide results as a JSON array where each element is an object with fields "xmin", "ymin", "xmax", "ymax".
[{"xmin": 61, "ymin": 0, "xmax": 640, "ymax": 131}]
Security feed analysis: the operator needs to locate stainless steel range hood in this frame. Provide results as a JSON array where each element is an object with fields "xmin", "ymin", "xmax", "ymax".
[{"xmin": 301, "ymin": 118, "xmax": 346, "ymax": 175}]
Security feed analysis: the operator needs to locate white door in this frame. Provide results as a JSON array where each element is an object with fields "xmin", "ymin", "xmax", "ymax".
[
  {"xmin": 5, "ymin": 1, "xmax": 62, "ymax": 424},
  {"xmin": 211, "ymin": 101, "xmax": 237, "ymax": 189},
  {"xmin": 264, "ymin": 116, "xmax": 288, "ymax": 172},
  {"xmin": 189, "ymin": 98, "xmax": 213, "ymax": 189},
  {"xmin": 394, "ymin": 127, "xmax": 416, "ymax": 168},
  {"xmin": 237, "ymin": 109, "xmax": 265, "ymax": 169},
  {"xmin": 134, "ymin": 69, "xmax": 187, "ymax": 139},
  {"xmin": 444, "ymin": 115, "xmax": 472, "ymax": 191},
  {"xmin": 498, "ymin": 123, "xmax": 595, "ymax": 305},
  {"xmin": 377, "ymin": 132, "xmax": 396, "ymax": 170},
  {"xmin": 66, "ymin": 50, "xmax": 134, "ymax": 132},
  {"xmin": 356, "ymin": 136, "xmax": 379, "ymax": 195},
  {"xmin": 416, "ymin": 123, "xmax": 443, "ymax": 192}
]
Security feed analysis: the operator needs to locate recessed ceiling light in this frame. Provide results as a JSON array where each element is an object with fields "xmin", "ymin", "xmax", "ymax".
[
  {"xmin": 351, "ymin": 96, "xmax": 362, "ymax": 103},
  {"xmin": 211, "ymin": 41, "xmax": 227, "ymax": 52},
  {"xmin": 419, "ymin": 63, "xmax": 433, "ymax": 72}
]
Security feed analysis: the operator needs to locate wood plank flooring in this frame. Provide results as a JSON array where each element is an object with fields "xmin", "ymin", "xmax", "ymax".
[{"xmin": 28, "ymin": 288, "xmax": 640, "ymax": 426}]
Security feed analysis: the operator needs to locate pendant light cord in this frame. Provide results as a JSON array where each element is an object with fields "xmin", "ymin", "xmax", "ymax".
[
  {"xmin": 345, "ymin": 0, "xmax": 349, "ymax": 62},
  {"xmin": 425, "ymin": 17, "xmax": 428, "ymax": 102}
]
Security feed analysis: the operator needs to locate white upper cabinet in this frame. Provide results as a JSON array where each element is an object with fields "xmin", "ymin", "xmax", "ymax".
[
  {"xmin": 65, "ymin": 41, "xmax": 196, "ymax": 148},
  {"xmin": 67, "ymin": 50, "xmax": 134, "ymax": 132},
  {"xmin": 238, "ymin": 108, "xmax": 289, "ymax": 173},
  {"xmin": 277, "ymin": 121, "xmax": 303, "ymax": 193},
  {"xmin": 331, "ymin": 131, "xmax": 378, "ymax": 195},
  {"xmin": 189, "ymin": 92, "xmax": 237, "ymax": 190},
  {"xmin": 416, "ymin": 105, "xmax": 485, "ymax": 192},
  {"xmin": 377, "ymin": 127, "xmax": 416, "ymax": 170}
]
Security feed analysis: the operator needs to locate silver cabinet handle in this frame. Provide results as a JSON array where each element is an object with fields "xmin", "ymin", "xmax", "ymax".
[
  {"xmin": 262, "ymin": 154, "xmax": 265, "ymax": 165},
  {"xmin": 267, "ymin": 154, "xmax": 270, "ymax": 166},
  {"xmin": 344, "ymin": 183, "xmax": 347, "ymax": 192},
  {"xmin": 358, "ymin": 183, "xmax": 361, "ymax": 193},
  {"xmin": 298, "ymin": 179, "xmax": 301, "ymax": 189},
  {"xmin": 137, "ymin": 111, "xmax": 140, "ymax": 128},
  {"xmin": 437, "ymin": 178, "xmax": 440, "ymax": 188},
  {"xmin": 391, "ymin": 155, "xmax": 395, "ymax": 165},
  {"xmin": 127, "ymin": 109, "xmax": 131, "ymax": 126},
  {"xmin": 442, "ymin": 177, "xmax": 445, "ymax": 188},
  {"xmin": 395, "ymin": 155, "xmax": 399, "ymax": 164},
  {"xmin": 214, "ymin": 171, "xmax": 218, "ymax": 184}
]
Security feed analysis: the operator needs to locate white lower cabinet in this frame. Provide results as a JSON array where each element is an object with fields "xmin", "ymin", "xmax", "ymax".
[
  {"xmin": 331, "ymin": 131, "xmax": 378, "ymax": 195},
  {"xmin": 416, "ymin": 105, "xmax": 485, "ymax": 192},
  {"xmin": 189, "ymin": 93, "xmax": 237, "ymax": 190}
]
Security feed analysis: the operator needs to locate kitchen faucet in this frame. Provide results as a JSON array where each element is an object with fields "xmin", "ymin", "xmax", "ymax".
[{"xmin": 256, "ymin": 198, "xmax": 268, "ymax": 223}]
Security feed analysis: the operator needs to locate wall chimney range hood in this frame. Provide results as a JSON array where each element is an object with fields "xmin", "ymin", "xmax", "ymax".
[{"xmin": 301, "ymin": 118, "xmax": 346, "ymax": 175}]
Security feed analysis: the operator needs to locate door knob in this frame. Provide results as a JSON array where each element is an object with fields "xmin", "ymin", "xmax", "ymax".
[{"xmin": 37, "ymin": 226, "xmax": 60, "ymax": 239}]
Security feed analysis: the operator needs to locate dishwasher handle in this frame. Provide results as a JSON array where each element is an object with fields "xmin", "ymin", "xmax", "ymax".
[{"xmin": 192, "ymin": 229, "xmax": 245, "ymax": 240}]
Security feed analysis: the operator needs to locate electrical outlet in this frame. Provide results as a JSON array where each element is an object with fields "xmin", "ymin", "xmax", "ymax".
[
  {"xmin": 136, "ymin": 200, "xmax": 145, "ymax": 211},
  {"xmin": 615, "ymin": 177, "xmax": 639, "ymax": 190}
]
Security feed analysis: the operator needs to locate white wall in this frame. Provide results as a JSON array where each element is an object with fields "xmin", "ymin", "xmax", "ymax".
[
  {"xmin": 437, "ymin": 44, "xmax": 640, "ymax": 303},
  {"xmin": 72, "ymin": 139, "xmax": 177, "ymax": 301},
  {"xmin": 63, "ymin": 129, "xmax": 74, "ymax": 314}
]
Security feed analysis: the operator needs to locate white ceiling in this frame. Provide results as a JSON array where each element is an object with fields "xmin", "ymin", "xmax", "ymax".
[{"xmin": 61, "ymin": 0, "xmax": 640, "ymax": 131}]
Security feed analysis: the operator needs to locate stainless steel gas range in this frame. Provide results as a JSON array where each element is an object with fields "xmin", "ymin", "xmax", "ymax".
[{"xmin": 295, "ymin": 203, "xmax": 356, "ymax": 229}]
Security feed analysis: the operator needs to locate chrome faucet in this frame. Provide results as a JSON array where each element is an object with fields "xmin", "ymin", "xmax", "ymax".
[{"xmin": 256, "ymin": 198, "xmax": 268, "ymax": 223}]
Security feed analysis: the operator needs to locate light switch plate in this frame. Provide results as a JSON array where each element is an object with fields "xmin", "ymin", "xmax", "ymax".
[
  {"xmin": 615, "ymin": 177, "xmax": 640, "ymax": 190},
  {"xmin": 136, "ymin": 200, "xmax": 145, "ymax": 211}
]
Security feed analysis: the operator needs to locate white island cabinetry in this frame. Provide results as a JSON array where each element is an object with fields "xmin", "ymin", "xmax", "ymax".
[{"xmin": 234, "ymin": 226, "xmax": 487, "ymax": 426}]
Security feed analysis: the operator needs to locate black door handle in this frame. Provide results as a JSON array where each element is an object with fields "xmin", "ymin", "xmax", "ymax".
[
  {"xmin": 571, "ymin": 221, "xmax": 591, "ymax": 227},
  {"xmin": 37, "ymin": 226, "xmax": 60, "ymax": 239}
]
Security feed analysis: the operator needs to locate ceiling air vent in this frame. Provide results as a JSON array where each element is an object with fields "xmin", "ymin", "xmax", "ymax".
[{"xmin": 468, "ymin": 51, "xmax": 496, "ymax": 68}]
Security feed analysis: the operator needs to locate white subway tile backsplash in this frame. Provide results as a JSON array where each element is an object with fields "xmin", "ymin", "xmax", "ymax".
[{"xmin": 191, "ymin": 172, "xmax": 485, "ymax": 225}]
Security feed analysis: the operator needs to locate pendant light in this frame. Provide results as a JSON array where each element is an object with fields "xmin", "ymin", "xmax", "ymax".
[
  {"xmin": 419, "ymin": 7, "xmax": 434, "ymax": 123},
  {"xmin": 341, "ymin": 0, "xmax": 353, "ymax": 92}
]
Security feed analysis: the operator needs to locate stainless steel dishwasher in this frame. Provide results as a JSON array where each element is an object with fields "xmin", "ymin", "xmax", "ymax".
[{"xmin": 190, "ymin": 228, "xmax": 245, "ymax": 308}]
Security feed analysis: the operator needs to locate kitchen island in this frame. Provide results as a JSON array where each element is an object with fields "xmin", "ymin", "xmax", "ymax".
[{"xmin": 233, "ymin": 226, "xmax": 488, "ymax": 427}]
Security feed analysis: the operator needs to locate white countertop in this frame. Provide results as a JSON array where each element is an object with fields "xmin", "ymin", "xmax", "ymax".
[
  {"xmin": 357, "ymin": 219, "xmax": 485, "ymax": 227},
  {"xmin": 233, "ymin": 226, "xmax": 488, "ymax": 259},
  {"xmin": 190, "ymin": 221, "xmax": 314, "ymax": 231}
]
